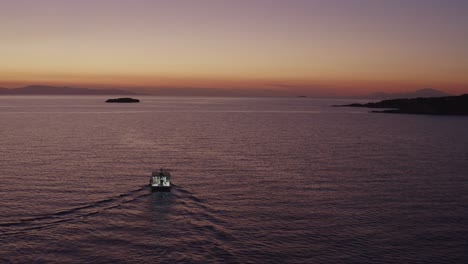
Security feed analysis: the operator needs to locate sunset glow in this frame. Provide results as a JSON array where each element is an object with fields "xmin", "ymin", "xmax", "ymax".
[{"xmin": 1, "ymin": 0, "xmax": 467, "ymax": 95}]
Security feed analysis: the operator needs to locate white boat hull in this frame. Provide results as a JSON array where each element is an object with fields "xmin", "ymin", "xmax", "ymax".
[{"xmin": 150, "ymin": 168, "xmax": 172, "ymax": 192}]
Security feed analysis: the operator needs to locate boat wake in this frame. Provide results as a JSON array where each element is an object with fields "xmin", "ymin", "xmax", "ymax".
[{"xmin": 0, "ymin": 185, "xmax": 150, "ymax": 236}]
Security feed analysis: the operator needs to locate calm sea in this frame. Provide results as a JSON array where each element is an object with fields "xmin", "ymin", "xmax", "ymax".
[{"xmin": 0, "ymin": 96, "xmax": 467, "ymax": 263}]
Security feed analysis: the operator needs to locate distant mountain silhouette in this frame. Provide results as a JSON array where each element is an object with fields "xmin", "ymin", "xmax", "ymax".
[
  {"xmin": 0, "ymin": 85, "xmax": 140, "ymax": 95},
  {"xmin": 131, "ymin": 87, "xmax": 290, "ymax": 97},
  {"xmin": 367, "ymin": 88, "xmax": 450, "ymax": 99}
]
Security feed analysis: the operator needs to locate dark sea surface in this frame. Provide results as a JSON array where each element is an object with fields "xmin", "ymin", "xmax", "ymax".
[{"xmin": 0, "ymin": 96, "xmax": 467, "ymax": 263}]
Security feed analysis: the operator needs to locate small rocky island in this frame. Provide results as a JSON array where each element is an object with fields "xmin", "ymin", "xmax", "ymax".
[
  {"xmin": 105, "ymin": 97, "xmax": 140, "ymax": 103},
  {"xmin": 335, "ymin": 94, "xmax": 468, "ymax": 115}
]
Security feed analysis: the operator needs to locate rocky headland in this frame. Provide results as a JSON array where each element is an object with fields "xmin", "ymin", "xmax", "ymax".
[{"xmin": 335, "ymin": 94, "xmax": 468, "ymax": 115}]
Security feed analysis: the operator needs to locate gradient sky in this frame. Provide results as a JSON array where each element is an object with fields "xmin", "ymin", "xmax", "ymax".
[{"xmin": 1, "ymin": 0, "xmax": 467, "ymax": 95}]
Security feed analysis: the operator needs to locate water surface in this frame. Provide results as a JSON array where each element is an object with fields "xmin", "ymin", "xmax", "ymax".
[{"xmin": 1, "ymin": 96, "xmax": 467, "ymax": 263}]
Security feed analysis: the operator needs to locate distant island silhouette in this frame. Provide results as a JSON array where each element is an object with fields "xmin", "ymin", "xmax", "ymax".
[
  {"xmin": 0, "ymin": 85, "xmax": 140, "ymax": 95},
  {"xmin": 335, "ymin": 94, "xmax": 468, "ymax": 115},
  {"xmin": 105, "ymin": 98, "xmax": 140, "ymax": 103}
]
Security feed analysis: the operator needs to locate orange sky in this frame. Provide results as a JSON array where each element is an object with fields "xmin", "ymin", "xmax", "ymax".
[{"xmin": 1, "ymin": 0, "xmax": 467, "ymax": 96}]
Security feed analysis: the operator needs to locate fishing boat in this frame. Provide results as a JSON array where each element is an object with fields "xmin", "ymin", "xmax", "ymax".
[{"xmin": 150, "ymin": 168, "xmax": 172, "ymax": 192}]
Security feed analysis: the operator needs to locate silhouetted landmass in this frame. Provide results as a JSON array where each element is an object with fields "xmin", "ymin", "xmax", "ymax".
[
  {"xmin": 105, "ymin": 98, "xmax": 140, "ymax": 103},
  {"xmin": 335, "ymin": 94, "xmax": 468, "ymax": 115},
  {"xmin": 0, "ymin": 85, "xmax": 140, "ymax": 95},
  {"xmin": 366, "ymin": 88, "xmax": 450, "ymax": 99}
]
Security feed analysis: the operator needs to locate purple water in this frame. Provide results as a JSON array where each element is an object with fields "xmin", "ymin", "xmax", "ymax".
[{"xmin": 1, "ymin": 96, "xmax": 467, "ymax": 263}]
